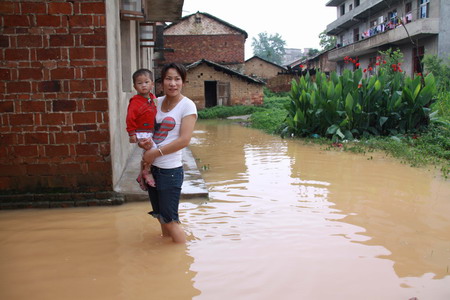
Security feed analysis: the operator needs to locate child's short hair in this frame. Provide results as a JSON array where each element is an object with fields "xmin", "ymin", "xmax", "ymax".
[
  {"xmin": 161, "ymin": 63, "xmax": 187, "ymax": 83},
  {"xmin": 132, "ymin": 68, "xmax": 153, "ymax": 84}
]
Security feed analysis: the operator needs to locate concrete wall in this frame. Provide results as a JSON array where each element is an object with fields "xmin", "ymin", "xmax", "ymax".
[
  {"xmin": 0, "ymin": 0, "xmax": 113, "ymax": 198},
  {"xmin": 183, "ymin": 64, "xmax": 264, "ymax": 110},
  {"xmin": 439, "ymin": 0, "xmax": 450, "ymax": 59},
  {"xmin": 105, "ymin": 1, "xmax": 135, "ymax": 191}
]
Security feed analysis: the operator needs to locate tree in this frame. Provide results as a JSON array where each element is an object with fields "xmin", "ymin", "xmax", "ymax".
[
  {"xmin": 308, "ymin": 48, "xmax": 320, "ymax": 57},
  {"xmin": 319, "ymin": 30, "xmax": 337, "ymax": 51},
  {"xmin": 251, "ymin": 32, "xmax": 286, "ymax": 65}
]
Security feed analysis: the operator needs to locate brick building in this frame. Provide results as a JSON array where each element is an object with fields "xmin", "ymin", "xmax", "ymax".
[
  {"xmin": 244, "ymin": 56, "xmax": 286, "ymax": 82},
  {"xmin": 163, "ymin": 12, "xmax": 247, "ymax": 72},
  {"xmin": 0, "ymin": 0, "xmax": 183, "ymax": 207},
  {"xmin": 159, "ymin": 12, "xmax": 264, "ymax": 108},
  {"xmin": 185, "ymin": 59, "xmax": 264, "ymax": 109}
]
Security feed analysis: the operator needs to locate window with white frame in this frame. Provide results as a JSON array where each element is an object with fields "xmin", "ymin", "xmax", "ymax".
[{"xmin": 419, "ymin": 0, "xmax": 430, "ymax": 19}]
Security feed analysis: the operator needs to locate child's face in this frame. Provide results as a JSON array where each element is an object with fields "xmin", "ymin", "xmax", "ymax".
[{"xmin": 134, "ymin": 74, "xmax": 154, "ymax": 97}]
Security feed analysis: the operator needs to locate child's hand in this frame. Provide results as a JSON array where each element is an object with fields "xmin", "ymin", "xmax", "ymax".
[
  {"xmin": 129, "ymin": 135, "xmax": 137, "ymax": 143},
  {"xmin": 138, "ymin": 138, "xmax": 153, "ymax": 150}
]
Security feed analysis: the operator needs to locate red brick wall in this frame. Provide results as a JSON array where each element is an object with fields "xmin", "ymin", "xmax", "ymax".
[
  {"xmin": 0, "ymin": 0, "xmax": 112, "ymax": 199},
  {"xmin": 164, "ymin": 34, "xmax": 245, "ymax": 65}
]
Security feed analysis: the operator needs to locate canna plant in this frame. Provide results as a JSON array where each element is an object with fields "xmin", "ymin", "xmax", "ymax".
[{"xmin": 282, "ymin": 57, "xmax": 437, "ymax": 141}]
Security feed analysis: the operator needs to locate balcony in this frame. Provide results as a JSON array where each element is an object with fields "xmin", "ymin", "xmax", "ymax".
[
  {"xmin": 328, "ymin": 17, "xmax": 439, "ymax": 61},
  {"xmin": 326, "ymin": 0, "xmax": 396, "ymax": 35},
  {"xmin": 326, "ymin": 0, "xmax": 346, "ymax": 6}
]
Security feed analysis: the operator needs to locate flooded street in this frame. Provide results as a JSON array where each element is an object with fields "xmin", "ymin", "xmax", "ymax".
[{"xmin": 1, "ymin": 119, "xmax": 450, "ymax": 299}]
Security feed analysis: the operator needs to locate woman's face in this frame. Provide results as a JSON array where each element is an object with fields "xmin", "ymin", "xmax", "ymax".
[{"xmin": 163, "ymin": 68, "xmax": 183, "ymax": 98}]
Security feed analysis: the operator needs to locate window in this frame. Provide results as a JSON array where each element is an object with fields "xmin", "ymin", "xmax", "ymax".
[
  {"xmin": 340, "ymin": 4, "xmax": 345, "ymax": 16},
  {"xmin": 354, "ymin": 0, "xmax": 360, "ymax": 7},
  {"xmin": 405, "ymin": 2, "xmax": 412, "ymax": 13},
  {"xmin": 349, "ymin": 4, "xmax": 353, "ymax": 11},
  {"xmin": 419, "ymin": 0, "xmax": 430, "ymax": 19},
  {"xmin": 405, "ymin": 2, "xmax": 413, "ymax": 23}
]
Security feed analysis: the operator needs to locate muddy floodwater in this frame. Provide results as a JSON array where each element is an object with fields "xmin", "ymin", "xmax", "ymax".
[{"xmin": 1, "ymin": 120, "xmax": 450, "ymax": 300}]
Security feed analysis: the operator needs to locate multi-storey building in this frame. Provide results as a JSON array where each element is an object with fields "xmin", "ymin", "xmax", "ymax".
[{"xmin": 325, "ymin": 0, "xmax": 450, "ymax": 76}]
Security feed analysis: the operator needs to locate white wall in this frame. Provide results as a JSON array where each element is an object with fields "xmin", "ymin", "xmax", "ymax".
[{"xmin": 106, "ymin": 1, "xmax": 137, "ymax": 189}]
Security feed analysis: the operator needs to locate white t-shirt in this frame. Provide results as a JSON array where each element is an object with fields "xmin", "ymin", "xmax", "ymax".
[{"xmin": 152, "ymin": 96, "xmax": 197, "ymax": 169}]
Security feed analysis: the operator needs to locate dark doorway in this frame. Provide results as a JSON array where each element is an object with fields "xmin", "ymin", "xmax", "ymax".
[
  {"xmin": 204, "ymin": 81, "xmax": 217, "ymax": 108},
  {"xmin": 413, "ymin": 46, "xmax": 424, "ymax": 75}
]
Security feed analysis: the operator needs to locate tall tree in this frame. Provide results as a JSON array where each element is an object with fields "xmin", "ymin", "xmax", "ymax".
[
  {"xmin": 319, "ymin": 30, "xmax": 337, "ymax": 51},
  {"xmin": 251, "ymin": 32, "xmax": 286, "ymax": 65}
]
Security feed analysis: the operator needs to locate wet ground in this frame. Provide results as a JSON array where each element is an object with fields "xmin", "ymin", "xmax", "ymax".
[{"xmin": 1, "ymin": 119, "xmax": 449, "ymax": 300}]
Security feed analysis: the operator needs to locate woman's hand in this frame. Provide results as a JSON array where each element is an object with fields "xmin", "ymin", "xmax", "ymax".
[{"xmin": 143, "ymin": 148, "xmax": 159, "ymax": 164}]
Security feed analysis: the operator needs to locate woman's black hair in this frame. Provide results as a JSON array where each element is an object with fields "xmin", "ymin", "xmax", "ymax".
[{"xmin": 161, "ymin": 63, "xmax": 187, "ymax": 83}]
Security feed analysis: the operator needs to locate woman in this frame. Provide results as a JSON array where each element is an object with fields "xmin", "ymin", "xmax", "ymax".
[{"xmin": 140, "ymin": 63, "xmax": 197, "ymax": 243}]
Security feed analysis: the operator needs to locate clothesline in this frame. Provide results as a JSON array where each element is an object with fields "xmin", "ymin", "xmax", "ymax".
[{"xmin": 361, "ymin": 13, "xmax": 412, "ymax": 40}]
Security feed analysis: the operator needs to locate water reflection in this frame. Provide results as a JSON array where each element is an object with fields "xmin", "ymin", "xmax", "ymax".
[
  {"xmin": 1, "ymin": 119, "xmax": 449, "ymax": 300},
  {"xmin": 187, "ymin": 119, "xmax": 450, "ymax": 299}
]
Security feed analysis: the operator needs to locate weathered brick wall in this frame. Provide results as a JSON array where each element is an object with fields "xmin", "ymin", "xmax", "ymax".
[
  {"xmin": 0, "ymin": 0, "xmax": 113, "ymax": 204},
  {"xmin": 267, "ymin": 74, "xmax": 298, "ymax": 93},
  {"xmin": 244, "ymin": 58, "xmax": 284, "ymax": 81},
  {"xmin": 164, "ymin": 34, "xmax": 245, "ymax": 65},
  {"xmin": 183, "ymin": 64, "xmax": 264, "ymax": 110}
]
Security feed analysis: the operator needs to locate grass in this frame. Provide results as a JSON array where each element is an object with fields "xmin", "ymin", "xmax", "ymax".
[{"xmin": 197, "ymin": 105, "xmax": 261, "ymax": 119}]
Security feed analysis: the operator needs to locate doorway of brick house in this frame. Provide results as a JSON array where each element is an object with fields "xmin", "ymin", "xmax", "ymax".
[{"xmin": 204, "ymin": 81, "xmax": 230, "ymax": 107}]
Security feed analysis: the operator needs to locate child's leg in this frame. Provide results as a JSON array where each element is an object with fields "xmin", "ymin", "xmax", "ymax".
[
  {"xmin": 135, "ymin": 135, "xmax": 155, "ymax": 190},
  {"xmin": 142, "ymin": 162, "xmax": 155, "ymax": 187},
  {"xmin": 141, "ymin": 135, "xmax": 156, "ymax": 187},
  {"xmin": 136, "ymin": 159, "xmax": 148, "ymax": 191}
]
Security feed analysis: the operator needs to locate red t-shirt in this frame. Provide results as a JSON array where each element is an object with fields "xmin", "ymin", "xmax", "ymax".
[{"xmin": 126, "ymin": 93, "xmax": 157, "ymax": 136}]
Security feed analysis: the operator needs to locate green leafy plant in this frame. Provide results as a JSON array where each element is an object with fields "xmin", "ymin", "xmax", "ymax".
[{"xmin": 282, "ymin": 50, "xmax": 437, "ymax": 142}]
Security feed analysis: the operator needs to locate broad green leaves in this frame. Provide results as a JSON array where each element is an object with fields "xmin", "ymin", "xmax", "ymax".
[{"xmin": 282, "ymin": 69, "xmax": 436, "ymax": 141}]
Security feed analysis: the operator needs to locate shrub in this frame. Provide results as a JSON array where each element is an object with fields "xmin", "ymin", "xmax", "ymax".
[
  {"xmin": 282, "ymin": 55, "xmax": 437, "ymax": 141},
  {"xmin": 422, "ymin": 55, "xmax": 450, "ymax": 122},
  {"xmin": 250, "ymin": 109, "xmax": 287, "ymax": 134}
]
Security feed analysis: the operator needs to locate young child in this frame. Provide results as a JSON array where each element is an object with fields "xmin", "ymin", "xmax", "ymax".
[{"xmin": 126, "ymin": 68, "xmax": 157, "ymax": 190}]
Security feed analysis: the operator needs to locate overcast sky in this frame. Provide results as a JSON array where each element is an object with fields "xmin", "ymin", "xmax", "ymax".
[{"xmin": 181, "ymin": 0, "xmax": 337, "ymax": 59}]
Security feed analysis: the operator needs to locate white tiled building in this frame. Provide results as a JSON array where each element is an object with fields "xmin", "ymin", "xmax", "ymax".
[{"xmin": 325, "ymin": 0, "xmax": 450, "ymax": 76}]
